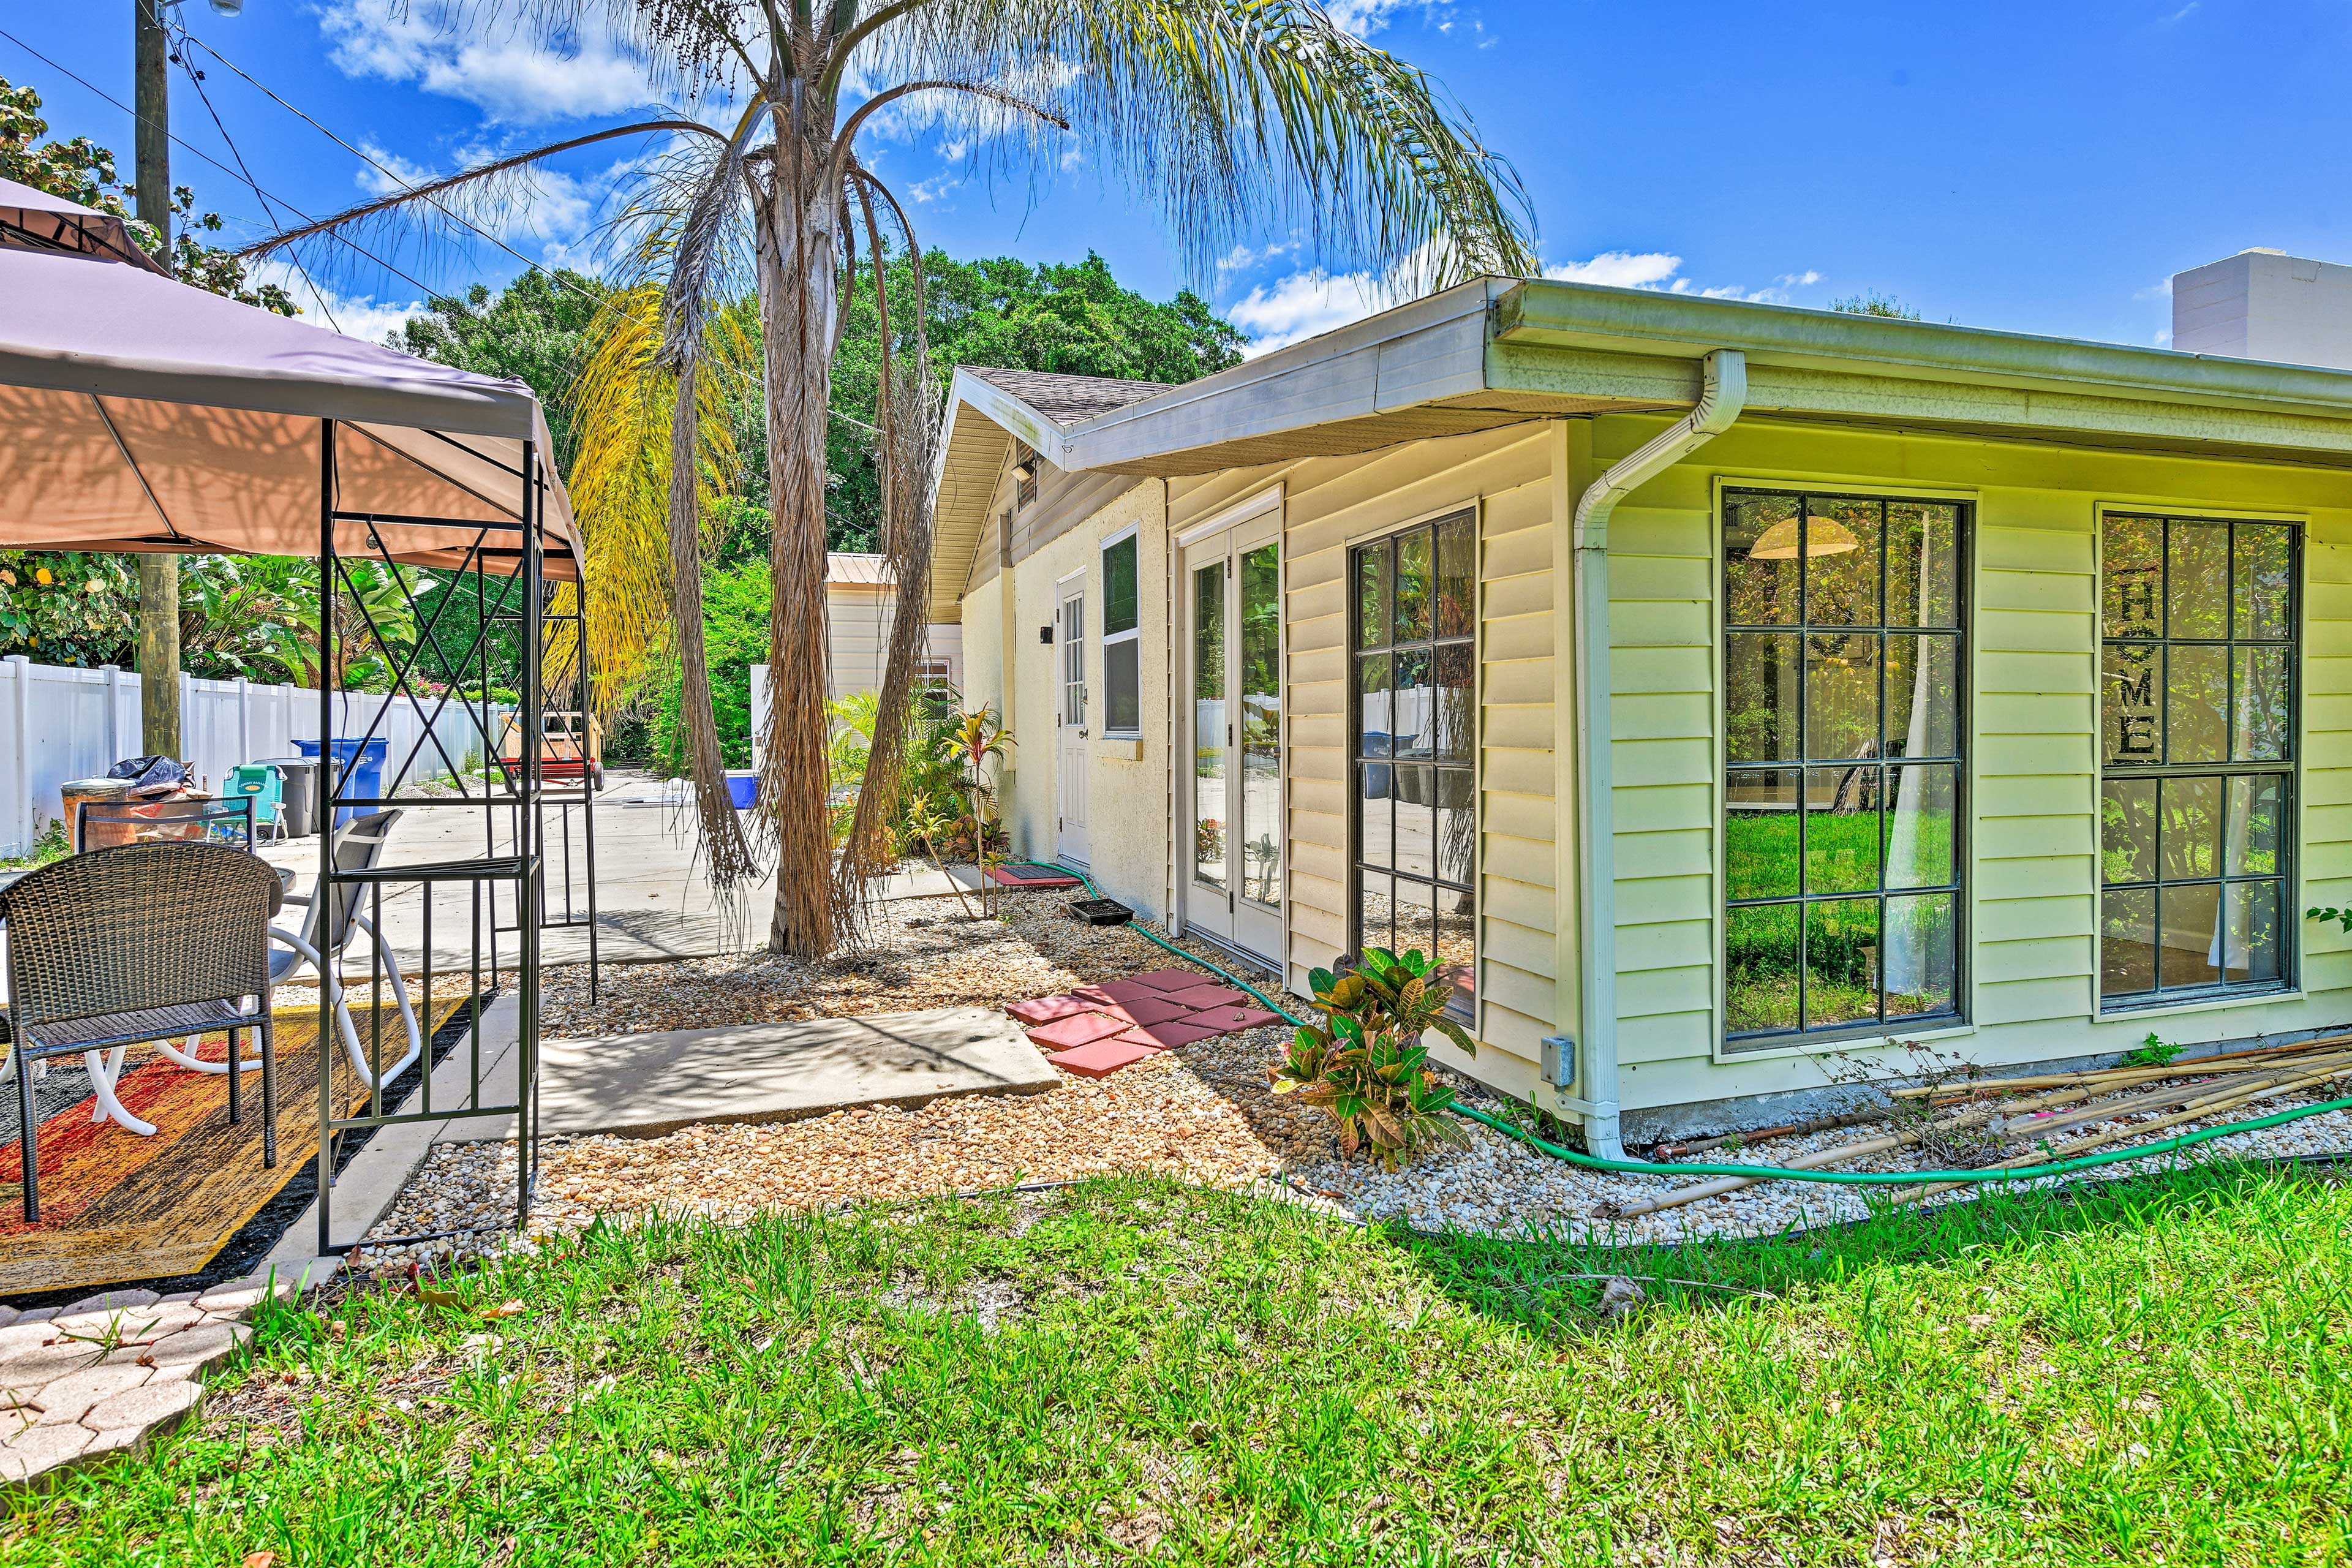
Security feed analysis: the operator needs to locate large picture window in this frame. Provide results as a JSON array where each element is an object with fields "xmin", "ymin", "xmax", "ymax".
[
  {"xmin": 1722, "ymin": 490, "xmax": 1966, "ymax": 1046},
  {"xmin": 2098, "ymin": 514, "xmax": 2296, "ymax": 1006},
  {"xmin": 1101, "ymin": 531, "xmax": 1140, "ymax": 736},
  {"xmin": 1351, "ymin": 513, "xmax": 1475, "ymax": 1016}
]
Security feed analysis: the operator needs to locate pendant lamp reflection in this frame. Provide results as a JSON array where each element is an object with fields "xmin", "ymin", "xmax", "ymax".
[{"xmin": 1747, "ymin": 514, "xmax": 1860, "ymax": 560}]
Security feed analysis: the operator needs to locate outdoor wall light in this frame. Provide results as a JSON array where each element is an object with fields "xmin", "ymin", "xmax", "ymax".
[
  {"xmin": 1039, "ymin": 625, "xmax": 1054, "ymax": 644},
  {"xmin": 1011, "ymin": 455, "xmax": 1041, "ymax": 481}
]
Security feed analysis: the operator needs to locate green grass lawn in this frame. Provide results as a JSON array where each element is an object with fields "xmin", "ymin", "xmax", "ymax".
[{"xmin": 10, "ymin": 1164, "xmax": 2352, "ymax": 1565}]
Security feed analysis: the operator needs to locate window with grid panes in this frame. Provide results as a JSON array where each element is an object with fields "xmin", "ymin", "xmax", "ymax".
[
  {"xmin": 1722, "ymin": 490, "xmax": 1966, "ymax": 1046},
  {"xmin": 2098, "ymin": 514, "xmax": 2296, "ymax": 1006},
  {"xmin": 1351, "ymin": 512, "xmax": 1476, "ymax": 1019}
]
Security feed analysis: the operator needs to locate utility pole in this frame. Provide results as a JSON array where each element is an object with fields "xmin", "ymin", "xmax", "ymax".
[{"xmin": 133, "ymin": 0, "xmax": 181, "ymax": 758}]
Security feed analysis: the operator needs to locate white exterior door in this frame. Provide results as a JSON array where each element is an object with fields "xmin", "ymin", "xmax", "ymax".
[
  {"xmin": 1182, "ymin": 517, "xmax": 1283, "ymax": 960},
  {"xmin": 1057, "ymin": 584, "xmax": 1090, "ymax": 863}
]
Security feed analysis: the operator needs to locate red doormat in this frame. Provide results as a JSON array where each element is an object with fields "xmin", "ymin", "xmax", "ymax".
[
  {"xmin": 987, "ymin": 864, "xmax": 1082, "ymax": 889},
  {"xmin": 1009, "ymin": 968, "xmax": 1283, "ymax": 1077}
]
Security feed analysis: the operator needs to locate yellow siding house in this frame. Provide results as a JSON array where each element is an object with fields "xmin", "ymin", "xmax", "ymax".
[{"xmin": 926, "ymin": 285, "xmax": 2352, "ymax": 1151}]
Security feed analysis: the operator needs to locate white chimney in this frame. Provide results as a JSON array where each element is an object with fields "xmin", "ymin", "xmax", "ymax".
[{"xmin": 2172, "ymin": 248, "xmax": 2352, "ymax": 369}]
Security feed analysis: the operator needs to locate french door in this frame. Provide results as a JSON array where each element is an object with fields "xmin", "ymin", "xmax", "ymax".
[
  {"xmin": 1056, "ymin": 583, "xmax": 1089, "ymax": 863},
  {"xmin": 1183, "ymin": 517, "xmax": 1283, "ymax": 959}
]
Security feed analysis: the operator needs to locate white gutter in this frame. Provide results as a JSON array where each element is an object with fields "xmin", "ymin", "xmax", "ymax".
[{"xmin": 1569, "ymin": 349, "xmax": 1747, "ymax": 1158}]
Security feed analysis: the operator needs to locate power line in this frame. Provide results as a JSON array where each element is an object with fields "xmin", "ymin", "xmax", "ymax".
[
  {"xmin": 0, "ymin": 22, "xmax": 447, "ymax": 301},
  {"xmin": 168, "ymin": 40, "xmax": 344, "ymax": 330},
  {"xmin": 175, "ymin": 28, "xmax": 613, "ymax": 320}
]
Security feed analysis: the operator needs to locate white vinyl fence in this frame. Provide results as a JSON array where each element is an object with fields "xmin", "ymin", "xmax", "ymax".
[{"xmin": 0, "ymin": 656, "xmax": 511, "ymax": 857}]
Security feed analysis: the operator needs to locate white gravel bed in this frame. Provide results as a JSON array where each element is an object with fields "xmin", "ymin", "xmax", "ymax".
[{"xmin": 1288, "ymin": 1076, "xmax": 2352, "ymax": 1245}]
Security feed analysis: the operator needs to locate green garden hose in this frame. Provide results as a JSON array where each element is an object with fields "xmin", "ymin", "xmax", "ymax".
[{"xmin": 1009, "ymin": 861, "xmax": 2352, "ymax": 1188}]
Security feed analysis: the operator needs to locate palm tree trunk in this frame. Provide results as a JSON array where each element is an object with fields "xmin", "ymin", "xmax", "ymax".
[{"xmin": 756, "ymin": 166, "xmax": 843, "ymax": 956}]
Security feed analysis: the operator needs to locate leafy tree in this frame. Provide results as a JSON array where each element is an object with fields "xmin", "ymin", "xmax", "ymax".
[
  {"xmin": 1831, "ymin": 290, "xmax": 1922, "ymax": 320},
  {"xmin": 824, "ymin": 249, "xmax": 1243, "ymax": 550},
  {"xmin": 394, "ymin": 270, "xmax": 609, "ymax": 473}
]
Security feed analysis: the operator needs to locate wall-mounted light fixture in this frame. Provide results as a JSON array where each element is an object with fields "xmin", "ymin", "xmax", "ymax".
[
  {"xmin": 1039, "ymin": 625, "xmax": 1055, "ymax": 645},
  {"xmin": 1011, "ymin": 453, "xmax": 1041, "ymax": 482}
]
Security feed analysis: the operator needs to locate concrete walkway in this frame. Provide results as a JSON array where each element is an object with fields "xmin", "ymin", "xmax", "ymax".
[
  {"xmin": 257, "ymin": 772, "xmax": 986, "ymax": 973},
  {"xmin": 437, "ymin": 1006, "xmax": 1057, "ymax": 1143}
]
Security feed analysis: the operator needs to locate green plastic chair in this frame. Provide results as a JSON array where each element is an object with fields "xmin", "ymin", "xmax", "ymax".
[{"xmin": 225, "ymin": 762, "xmax": 287, "ymax": 842}]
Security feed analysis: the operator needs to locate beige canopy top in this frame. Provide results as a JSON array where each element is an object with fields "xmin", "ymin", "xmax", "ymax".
[{"xmin": 0, "ymin": 181, "xmax": 581, "ymax": 579}]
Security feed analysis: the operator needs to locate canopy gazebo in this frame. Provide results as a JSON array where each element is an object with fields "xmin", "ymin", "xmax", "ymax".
[{"xmin": 0, "ymin": 176, "xmax": 594, "ymax": 1264}]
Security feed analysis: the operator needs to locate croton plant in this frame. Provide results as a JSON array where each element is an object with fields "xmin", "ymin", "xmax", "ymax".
[{"xmin": 1270, "ymin": 947, "xmax": 1476, "ymax": 1169}]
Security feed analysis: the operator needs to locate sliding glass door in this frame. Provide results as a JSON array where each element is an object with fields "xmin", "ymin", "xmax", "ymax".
[{"xmin": 1183, "ymin": 515, "xmax": 1283, "ymax": 959}]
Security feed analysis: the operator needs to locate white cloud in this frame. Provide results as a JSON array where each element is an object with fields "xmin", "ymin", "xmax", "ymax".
[
  {"xmin": 1227, "ymin": 267, "xmax": 1401, "ymax": 356},
  {"xmin": 246, "ymin": 261, "xmax": 429, "ymax": 345},
  {"xmin": 1544, "ymin": 250, "xmax": 1684, "ymax": 288},
  {"xmin": 1545, "ymin": 251, "xmax": 1822, "ymax": 305},
  {"xmin": 350, "ymin": 140, "xmax": 622, "ymax": 260},
  {"xmin": 1216, "ymin": 236, "xmax": 1304, "ymax": 275},
  {"xmin": 2154, "ymin": 327, "xmax": 2175, "ymax": 346},
  {"xmin": 2159, "ymin": 2, "xmax": 2199, "ymax": 26},
  {"xmin": 320, "ymin": 1, "xmax": 660, "ymax": 126},
  {"xmin": 1323, "ymin": 0, "xmax": 1457, "ymax": 39},
  {"xmin": 2136, "ymin": 276, "xmax": 2175, "ymax": 301}
]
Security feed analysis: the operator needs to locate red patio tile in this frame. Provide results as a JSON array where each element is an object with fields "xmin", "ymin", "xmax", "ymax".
[
  {"xmin": 1095, "ymin": 978, "xmax": 1165, "ymax": 1003},
  {"xmin": 1158, "ymin": 983, "xmax": 1248, "ymax": 1010},
  {"xmin": 1112, "ymin": 995, "xmax": 1197, "ymax": 1027},
  {"xmin": 1049, "ymin": 1038, "xmax": 1159, "ymax": 1077},
  {"xmin": 1005, "ymin": 994, "xmax": 1093, "ymax": 1025},
  {"xmin": 1118, "ymin": 1019, "xmax": 1222, "ymax": 1050},
  {"xmin": 1128, "ymin": 967, "xmax": 1213, "ymax": 993},
  {"xmin": 1066, "ymin": 984, "xmax": 1119, "ymax": 1006},
  {"xmin": 1187, "ymin": 1004, "xmax": 1283, "ymax": 1033},
  {"xmin": 1025, "ymin": 1011, "xmax": 1131, "ymax": 1050}
]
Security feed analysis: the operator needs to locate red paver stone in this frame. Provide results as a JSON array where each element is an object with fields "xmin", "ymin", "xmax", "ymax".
[
  {"xmin": 1066, "ymin": 984, "xmax": 1118, "ymax": 1005},
  {"xmin": 1128, "ymin": 968, "xmax": 1213, "ymax": 993},
  {"xmin": 1158, "ymin": 983, "xmax": 1248, "ymax": 1009},
  {"xmin": 1025, "ymin": 1011, "xmax": 1131, "ymax": 1050},
  {"xmin": 1188, "ymin": 1004, "xmax": 1282, "ymax": 1033},
  {"xmin": 1114, "ymin": 995, "xmax": 1198, "ymax": 1027},
  {"xmin": 1006, "ymin": 994, "xmax": 1093, "ymax": 1025},
  {"xmin": 1096, "ymin": 978, "xmax": 1164, "ymax": 1003},
  {"xmin": 1120, "ymin": 1019, "xmax": 1221, "ymax": 1050},
  {"xmin": 1048, "ymin": 1038, "xmax": 1158, "ymax": 1077}
]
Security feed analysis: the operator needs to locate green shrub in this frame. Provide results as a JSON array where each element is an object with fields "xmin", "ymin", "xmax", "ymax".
[{"xmin": 1272, "ymin": 948, "xmax": 1476, "ymax": 1168}]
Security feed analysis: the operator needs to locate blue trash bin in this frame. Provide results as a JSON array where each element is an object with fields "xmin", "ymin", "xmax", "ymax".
[
  {"xmin": 293, "ymin": 736, "xmax": 388, "ymax": 830},
  {"xmin": 1362, "ymin": 731, "xmax": 1394, "ymax": 797}
]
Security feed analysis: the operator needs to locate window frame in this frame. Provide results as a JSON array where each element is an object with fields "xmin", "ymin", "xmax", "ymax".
[
  {"xmin": 2095, "ymin": 509, "xmax": 2301, "ymax": 1013},
  {"xmin": 1717, "ymin": 485, "xmax": 1973, "ymax": 1052},
  {"xmin": 1346, "ymin": 509, "xmax": 1478, "ymax": 1023},
  {"xmin": 1100, "ymin": 525, "xmax": 1142, "ymax": 740}
]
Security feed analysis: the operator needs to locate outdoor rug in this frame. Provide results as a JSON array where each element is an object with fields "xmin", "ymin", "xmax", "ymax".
[{"xmin": 0, "ymin": 998, "xmax": 466, "ymax": 1295}]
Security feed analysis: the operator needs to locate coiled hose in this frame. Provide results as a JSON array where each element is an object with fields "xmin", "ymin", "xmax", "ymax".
[{"xmin": 1009, "ymin": 861, "xmax": 2352, "ymax": 1188}]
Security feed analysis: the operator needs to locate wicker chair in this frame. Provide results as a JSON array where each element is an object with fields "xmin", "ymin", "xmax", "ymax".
[
  {"xmin": 2, "ymin": 842, "xmax": 281, "ymax": 1224},
  {"xmin": 268, "ymin": 809, "xmax": 422, "ymax": 1090}
]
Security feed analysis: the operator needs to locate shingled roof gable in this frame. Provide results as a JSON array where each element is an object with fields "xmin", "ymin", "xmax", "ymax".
[{"xmin": 963, "ymin": 366, "xmax": 1173, "ymax": 426}]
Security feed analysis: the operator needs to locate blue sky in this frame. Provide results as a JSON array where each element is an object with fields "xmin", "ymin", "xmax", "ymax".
[{"xmin": 3, "ymin": 1, "xmax": 2346, "ymax": 354}]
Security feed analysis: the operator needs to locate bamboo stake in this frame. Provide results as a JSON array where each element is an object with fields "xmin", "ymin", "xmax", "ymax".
[
  {"xmin": 1611, "ymin": 1078, "xmax": 2112, "ymax": 1219},
  {"xmin": 1994, "ymin": 1051, "xmax": 2352, "ymax": 1144},
  {"xmin": 1891, "ymin": 1062, "xmax": 2352, "ymax": 1207},
  {"xmin": 1651, "ymin": 1107, "xmax": 1887, "ymax": 1160},
  {"xmin": 1896, "ymin": 1034, "xmax": 2352, "ymax": 1101}
]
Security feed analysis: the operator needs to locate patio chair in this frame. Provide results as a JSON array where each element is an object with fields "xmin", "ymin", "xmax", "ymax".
[
  {"xmin": 225, "ymin": 763, "xmax": 290, "ymax": 842},
  {"xmin": 2, "ymin": 842, "xmax": 280, "ymax": 1223},
  {"xmin": 75, "ymin": 795, "xmax": 255, "ymax": 853},
  {"xmin": 267, "ymin": 809, "xmax": 423, "ymax": 1091}
]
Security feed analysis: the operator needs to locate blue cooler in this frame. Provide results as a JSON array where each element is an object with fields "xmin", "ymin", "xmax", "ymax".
[{"xmin": 295, "ymin": 736, "xmax": 389, "ymax": 830}]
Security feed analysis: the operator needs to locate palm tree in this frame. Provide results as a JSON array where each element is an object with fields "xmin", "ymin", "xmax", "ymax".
[{"xmin": 245, "ymin": 0, "xmax": 1534, "ymax": 957}]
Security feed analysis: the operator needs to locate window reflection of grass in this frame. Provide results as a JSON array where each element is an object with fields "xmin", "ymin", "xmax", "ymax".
[{"xmin": 1727, "ymin": 810, "xmax": 1951, "ymax": 900}]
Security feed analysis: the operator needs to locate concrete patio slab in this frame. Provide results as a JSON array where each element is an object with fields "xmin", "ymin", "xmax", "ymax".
[
  {"xmin": 257, "ymin": 772, "xmax": 992, "ymax": 974},
  {"xmin": 439, "ymin": 1005, "xmax": 1060, "ymax": 1143}
]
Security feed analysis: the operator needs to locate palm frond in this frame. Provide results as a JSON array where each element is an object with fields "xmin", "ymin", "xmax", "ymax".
[{"xmin": 854, "ymin": 0, "xmax": 1536, "ymax": 285}]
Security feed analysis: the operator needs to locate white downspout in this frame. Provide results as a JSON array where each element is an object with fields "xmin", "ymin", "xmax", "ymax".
[{"xmin": 1570, "ymin": 349, "xmax": 1747, "ymax": 1158}]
